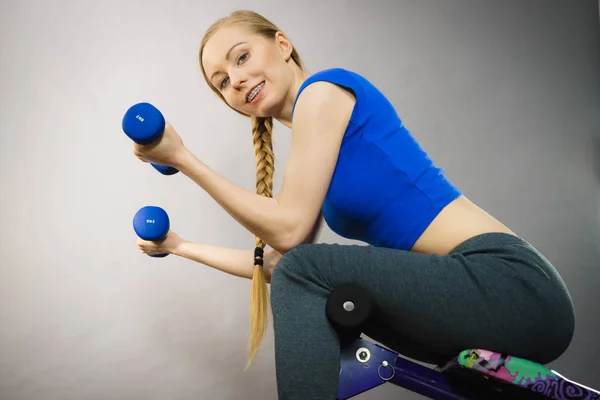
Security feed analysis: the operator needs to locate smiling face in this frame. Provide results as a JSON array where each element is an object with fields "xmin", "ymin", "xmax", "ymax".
[{"xmin": 200, "ymin": 24, "xmax": 297, "ymax": 119}]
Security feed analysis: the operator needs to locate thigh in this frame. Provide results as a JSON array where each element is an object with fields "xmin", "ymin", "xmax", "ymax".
[{"xmin": 272, "ymin": 242, "xmax": 561, "ymax": 364}]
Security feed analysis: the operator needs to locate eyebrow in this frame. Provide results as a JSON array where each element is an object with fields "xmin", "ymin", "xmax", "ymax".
[{"xmin": 209, "ymin": 41, "xmax": 247, "ymax": 83}]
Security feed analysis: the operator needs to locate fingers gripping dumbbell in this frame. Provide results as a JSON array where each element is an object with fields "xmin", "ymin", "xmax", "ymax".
[
  {"xmin": 122, "ymin": 102, "xmax": 179, "ymax": 175},
  {"xmin": 133, "ymin": 206, "xmax": 170, "ymax": 258}
]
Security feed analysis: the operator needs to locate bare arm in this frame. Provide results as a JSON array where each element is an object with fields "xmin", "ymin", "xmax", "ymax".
[
  {"xmin": 302, "ymin": 211, "xmax": 324, "ymax": 245},
  {"xmin": 171, "ymin": 241, "xmax": 253, "ymax": 279},
  {"xmin": 261, "ymin": 212, "xmax": 324, "ymax": 280},
  {"xmin": 172, "ymin": 81, "xmax": 353, "ymax": 254},
  {"xmin": 170, "ymin": 240, "xmax": 282, "ymax": 281},
  {"xmin": 135, "ymin": 212, "xmax": 322, "ymax": 284},
  {"xmin": 171, "ymin": 213, "xmax": 323, "ymax": 282}
]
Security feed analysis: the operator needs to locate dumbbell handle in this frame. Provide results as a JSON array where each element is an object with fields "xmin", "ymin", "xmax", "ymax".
[
  {"xmin": 133, "ymin": 206, "xmax": 170, "ymax": 258},
  {"xmin": 122, "ymin": 102, "xmax": 179, "ymax": 176}
]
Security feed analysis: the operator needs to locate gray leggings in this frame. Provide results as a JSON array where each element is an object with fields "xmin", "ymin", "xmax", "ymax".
[{"xmin": 269, "ymin": 232, "xmax": 575, "ymax": 400}]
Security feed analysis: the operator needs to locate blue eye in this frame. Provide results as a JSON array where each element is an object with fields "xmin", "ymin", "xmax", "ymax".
[
  {"xmin": 219, "ymin": 76, "xmax": 229, "ymax": 89},
  {"xmin": 238, "ymin": 52, "xmax": 249, "ymax": 64}
]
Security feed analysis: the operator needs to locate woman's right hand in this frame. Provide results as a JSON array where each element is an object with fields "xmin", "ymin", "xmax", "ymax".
[{"xmin": 137, "ymin": 230, "xmax": 183, "ymax": 256}]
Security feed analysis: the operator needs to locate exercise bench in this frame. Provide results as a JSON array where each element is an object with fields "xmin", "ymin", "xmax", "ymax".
[{"xmin": 326, "ymin": 284, "xmax": 600, "ymax": 400}]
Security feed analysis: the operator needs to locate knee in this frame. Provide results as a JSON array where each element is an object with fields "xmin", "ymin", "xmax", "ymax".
[
  {"xmin": 269, "ymin": 244, "xmax": 315, "ymax": 313},
  {"xmin": 271, "ymin": 243, "xmax": 332, "ymax": 295},
  {"xmin": 272, "ymin": 244, "xmax": 317, "ymax": 283}
]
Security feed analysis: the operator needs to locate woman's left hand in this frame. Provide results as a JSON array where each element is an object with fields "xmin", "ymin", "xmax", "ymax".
[{"xmin": 133, "ymin": 121, "xmax": 187, "ymax": 168}]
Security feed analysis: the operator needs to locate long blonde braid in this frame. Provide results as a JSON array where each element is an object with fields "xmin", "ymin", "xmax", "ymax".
[
  {"xmin": 198, "ymin": 9, "xmax": 305, "ymax": 370},
  {"xmin": 247, "ymin": 115, "xmax": 274, "ymax": 370}
]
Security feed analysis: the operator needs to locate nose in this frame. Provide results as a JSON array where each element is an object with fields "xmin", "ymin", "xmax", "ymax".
[{"xmin": 230, "ymin": 71, "xmax": 247, "ymax": 90}]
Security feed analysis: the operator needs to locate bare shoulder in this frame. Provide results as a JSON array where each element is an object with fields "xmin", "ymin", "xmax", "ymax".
[{"xmin": 293, "ymin": 80, "xmax": 357, "ymax": 126}]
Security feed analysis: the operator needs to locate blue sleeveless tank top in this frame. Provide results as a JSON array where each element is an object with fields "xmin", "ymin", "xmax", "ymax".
[{"xmin": 292, "ymin": 68, "xmax": 462, "ymax": 251}]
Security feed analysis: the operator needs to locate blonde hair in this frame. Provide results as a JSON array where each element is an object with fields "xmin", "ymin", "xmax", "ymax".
[{"xmin": 198, "ymin": 10, "xmax": 305, "ymax": 370}]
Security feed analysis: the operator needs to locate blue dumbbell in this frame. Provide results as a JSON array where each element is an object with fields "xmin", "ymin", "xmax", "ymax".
[
  {"xmin": 122, "ymin": 102, "xmax": 179, "ymax": 175},
  {"xmin": 133, "ymin": 206, "xmax": 171, "ymax": 258}
]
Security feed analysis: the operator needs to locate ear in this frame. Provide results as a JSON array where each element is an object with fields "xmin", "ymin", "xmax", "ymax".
[{"xmin": 274, "ymin": 31, "xmax": 294, "ymax": 61}]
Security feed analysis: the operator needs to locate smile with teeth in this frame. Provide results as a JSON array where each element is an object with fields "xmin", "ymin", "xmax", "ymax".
[{"xmin": 247, "ymin": 82, "xmax": 265, "ymax": 103}]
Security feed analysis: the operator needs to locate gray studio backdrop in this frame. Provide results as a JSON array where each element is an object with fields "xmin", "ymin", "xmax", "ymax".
[{"xmin": 1, "ymin": 0, "xmax": 599, "ymax": 399}]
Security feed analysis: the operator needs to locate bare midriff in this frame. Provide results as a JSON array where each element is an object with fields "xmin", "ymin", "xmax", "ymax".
[{"xmin": 409, "ymin": 195, "xmax": 518, "ymax": 256}]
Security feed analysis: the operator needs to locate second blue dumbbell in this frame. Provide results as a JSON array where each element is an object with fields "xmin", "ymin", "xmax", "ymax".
[
  {"xmin": 122, "ymin": 102, "xmax": 179, "ymax": 175},
  {"xmin": 133, "ymin": 205, "xmax": 171, "ymax": 258}
]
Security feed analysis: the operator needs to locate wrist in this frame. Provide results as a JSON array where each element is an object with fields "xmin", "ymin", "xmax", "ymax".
[
  {"xmin": 170, "ymin": 240, "xmax": 187, "ymax": 257},
  {"xmin": 174, "ymin": 147, "xmax": 195, "ymax": 172}
]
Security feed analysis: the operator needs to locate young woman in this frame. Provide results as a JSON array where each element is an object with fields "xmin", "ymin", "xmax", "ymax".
[{"xmin": 133, "ymin": 9, "xmax": 576, "ymax": 400}]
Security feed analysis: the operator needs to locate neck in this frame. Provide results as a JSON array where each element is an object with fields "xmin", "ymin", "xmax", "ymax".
[{"xmin": 273, "ymin": 66, "xmax": 308, "ymax": 129}]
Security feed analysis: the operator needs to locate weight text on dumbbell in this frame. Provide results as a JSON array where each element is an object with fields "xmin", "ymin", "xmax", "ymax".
[
  {"xmin": 136, "ymin": 115, "xmax": 145, "ymax": 122},
  {"xmin": 146, "ymin": 219, "xmax": 155, "ymax": 223}
]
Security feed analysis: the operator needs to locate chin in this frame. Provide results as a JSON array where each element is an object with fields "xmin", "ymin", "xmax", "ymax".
[
  {"xmin": 244, "ymin": 103, "xmax": 274, "ymax": 119},
  {"xmin": 236, "ymin": 92, "xmax": 279, "ymax": 118}
]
